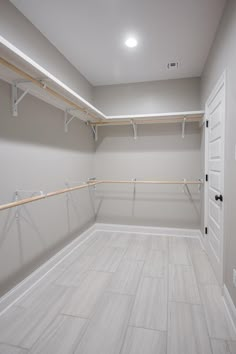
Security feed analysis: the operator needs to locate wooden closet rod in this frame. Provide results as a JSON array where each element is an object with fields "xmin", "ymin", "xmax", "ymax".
[
  {"xmin": 0, "ymin": 57, "xmax": 100, "ymax": 122},
  {"xmin": 0, "ymin": 181, "xmax": 102, "ymax": 212},
  {"xmin": 0, "ymin": 179, "xmax": 202, "ymax": 212},
  {"xmin": 99, "ymin": 180, "xmax": 202, "ymax": 185}
]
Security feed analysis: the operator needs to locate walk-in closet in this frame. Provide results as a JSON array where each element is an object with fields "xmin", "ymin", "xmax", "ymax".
[{"xmin": 0, "ymin": 0, "xmax": 236, "ymax": 353}]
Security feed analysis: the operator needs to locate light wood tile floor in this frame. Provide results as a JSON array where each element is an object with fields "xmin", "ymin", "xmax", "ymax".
[{"xmin": 0, "ymin": 231, "xmax": 235, "ymax": 354}]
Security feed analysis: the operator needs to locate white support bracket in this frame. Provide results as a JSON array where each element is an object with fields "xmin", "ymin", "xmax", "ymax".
[
  {"xmin": 198, "ymin": 178, "xmax": 203, "ymax": 192},
  {"xmin": 182, "ymin": 178, "xmax": 187, "ymax": 193},
  {"xmin": 182, "ymin": 116, "xmax": 187, "ymax": 139},
  {"xmin": 65, "ymin": 180, "xmax": 84, "ymax": 202},
  {"xmin": 199, "ymin": 116, "xmax": 205, "ymax": 128},
  {"xmin": 131, "ymin": 119, "xmax": 137, "ymax": 139},
  {"xmin": 11, "ymin": 83, "xmax": 29, "ymax": 117},
  {"xmin": 182, "ymin": 178, "xmax": 192, "ymax": 197},
  {"xmin": 91, "ymin": 125, "xmax": 98, "ymax": 141},
  {"xmin": 64, "ymin": 109, "xmax": 77, "ymax": 133},
  {"xmin": 88, "ymin": 177, "xmax": 97, "ymax": 190},
  {"xmin": 132, "ymin": 178, "xmax": 137, "ymax": 196},
  {"xmin": 15, "ymin": 190, "xmax": 44, "ymax": 219}
]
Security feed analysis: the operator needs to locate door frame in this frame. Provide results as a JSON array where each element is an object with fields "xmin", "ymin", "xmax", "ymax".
[{"xmin": 204, "ymin": 71, "xmax": 226, "ymax": 286}]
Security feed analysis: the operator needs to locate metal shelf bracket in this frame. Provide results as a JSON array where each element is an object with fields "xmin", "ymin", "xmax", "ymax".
[
  {"xmin": 14, "ymin": 190, "xmax": 44, "ymax": 218},
  {"xmin": 91, "ymin": 125, "xmax": 98, "ymax": 141},
  {"xmin": 182, "ymin": 116, "xmax": 187, "ymax": 139},
  {"xmin": 64, "ymin": 109, "xmax": 77, "ymax": 133},
  {"xmin": 131, "ymin": 119, "xmax": 137, "ymax": 139},
  {"xmin": 132, "ymin": 178, "xmax": 137, "ymax": 196},
  {"xmin": 11, "ymin": 83, "xmax": 29, "ymax": 117},
  {"xmin": 88, "ymin": 177, "xmax": 97, "ymax": 190}
]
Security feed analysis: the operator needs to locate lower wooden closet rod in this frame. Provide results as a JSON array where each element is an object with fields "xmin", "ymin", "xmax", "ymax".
[
  {"xmin": 0, "ymin": 179, "xmax": 202, "ymax": 212},
  {"xmin": 100, "ymin": 180, "xmax": 202, "ymax": 185}
]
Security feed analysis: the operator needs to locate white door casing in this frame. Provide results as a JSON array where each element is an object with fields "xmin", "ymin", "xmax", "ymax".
[{"xmin": 204, "ymin": 72, "xmax": 226, "ymax": 286}]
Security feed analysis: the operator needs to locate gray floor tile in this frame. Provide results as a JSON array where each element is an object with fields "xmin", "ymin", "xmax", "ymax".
[
  {"xmin": 30, "ymin": 315, "xmax": 87, "ymax": 354},
  {"xmin": 124, "ymin": 238, "xmax": 150, "ymax": 261},
  {"xmin": 191, "ymin": 250, "xmax": 218, "ymax": 285},
  {"xmin": 120, "ymin": 326, "xmax": 167, "ymax": 354},
  {"xmin": 0, "ymin": 287, "xmax": 70, "ymax": 349},
  {"xmin": 74, "ymin": 292, "xmax": 133, "ymax": 354},
  {"xmin": 169, "ymin": 237, "xmax": 192, "ymax": 265},
  {"xmin": 54, "ymin": 255, "xmax": 94, "ymax": 287},
  {"xmin": 107, "ymin": 259, "xmax": 144, "ymax": 295},
  {"xmin": 90, "ymin": 247, "xmax": 125, "ymax": 272},
  {"xmin": 61, "ymin": 271, "xmax": 111, "ymax": 318},
  {"xmin": 169, "ymin": 264, "xmax": 201, "ymax": 304},
  {"xmin": 167, "ymin": 302, "xmax": 212, "ymax": 354},
  {"xmin": 129, "ymin": 277, "xmax": 167, "ymax": 331},
  {"xmin": 200, "ymin": 284, "xmax": 236, "ymax": 340},
  {"xmin": 0, "ymin": 344, "xmax": 28, "ymax": 354},
  {"xmin": 143, "ymin": 250, "xmax": 168, "ymax": 278}
]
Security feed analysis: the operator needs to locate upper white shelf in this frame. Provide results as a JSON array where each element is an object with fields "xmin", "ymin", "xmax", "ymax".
[
  {"xmin": 0, "ymin": 35, "xmax": 204, "ymax": 128},
  {"xmin": 94, "ymin": 111, "xmax": 204, "ymax": 126}
]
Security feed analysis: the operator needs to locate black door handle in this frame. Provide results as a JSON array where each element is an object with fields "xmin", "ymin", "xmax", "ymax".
[{"xmin": 215, "ymin": 195, "xmax": 223, "ymax": 202}]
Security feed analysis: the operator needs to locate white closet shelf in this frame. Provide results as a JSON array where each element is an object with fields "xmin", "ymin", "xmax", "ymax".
[
  {"xmin": 0, "ymin": 36, "xmax": 105, "ymax": 123},
  {"xmin": 89, "ymin": 111, "xmax": 204, "ymax": 126},
  {"xmin": 0, "ymin": 36, "xmax": 204, "ymax": 131}
]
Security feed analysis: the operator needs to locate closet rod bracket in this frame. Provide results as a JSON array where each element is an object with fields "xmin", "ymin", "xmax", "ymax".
[
  {"xmin": 90, "ymin": 125, "xmax": 98, "ymax": 141},
  {"xmin": 130, "ymin": 119, "xmax": 137, "ymax": 139},
  {"xmin": 64, "ymin": 109, "xmax": 77, "ymax": 133},
  {"xmin": 11, "ymin": 83, "xmax": 29, "ymax": 117},
  {"xmin": 14, "ymin": 189, "xmax": 44, "ymax": 218},
  {"xmin": 182, "ymin": 116, "xmax": 187, "ymax": 139},
  {"xmin": 88, "ymin": 177, "xmax": 97, "ymax": 190},
  {"xmin": 133, "ymin": 178, "xmax": 137, "ymax": 195}
]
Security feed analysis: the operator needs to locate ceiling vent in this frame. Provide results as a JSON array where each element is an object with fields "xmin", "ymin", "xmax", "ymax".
[{"xmin": 167, "ymin": 62, "xmax": 179, "ymax": 70}]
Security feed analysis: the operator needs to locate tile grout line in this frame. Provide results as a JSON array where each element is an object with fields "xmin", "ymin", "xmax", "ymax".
[
  {"xmin": 0, "ymin": 341, "xmax": 29, "ymax": 351},
  {"xmin": 125, "ymin": 325, "xmax": 167, "ymax": 333},
  {"xmin": 117, "ymin": 245, "xmax": 146, "ymax": 354},
  {"xmin": 187, "ymin": 240, "xmax": 214, "ymax": 354}
]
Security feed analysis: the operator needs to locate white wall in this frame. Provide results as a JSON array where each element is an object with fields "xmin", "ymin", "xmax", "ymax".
[
  {"xmin": 94, "ymin": 123, "xmax": 201, "ymax": 228},
  {"xmin": 93, "ymin": 78, "xmax": 201, "ymax": 115},
  {"xmin": 0, "ymin": 79, "xmax": 95, "ymax": 296},
  {"xmin": 0, "ymin": 0, "xmax": 93, "ymax": 102},
  {"xmin": 201, "ymin": 0, "xmax": 236, "ymax": 306}
]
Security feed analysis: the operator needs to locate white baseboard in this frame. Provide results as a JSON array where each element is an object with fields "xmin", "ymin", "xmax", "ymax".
[
  {"xmin": 198, "ymin": 231, "xmax": 206, "ymax": 250},
  {"xmin": 223, "ymin": 284, "xmax": 236, "ymax": 333},
  {"xmin": 95, "ymin": 222, "xmax": 201, "ymax": 238},
  {"xmin": 0, "ymin": 222, "xmax": 201, "ymax": 316},
  {"xmin": 0, "ymin": 224, "xmax": 96, "ymax": 316}
]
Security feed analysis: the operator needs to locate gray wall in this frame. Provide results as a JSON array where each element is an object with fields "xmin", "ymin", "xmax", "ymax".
[
  {"xmin": 201, "ymin": 0, "xmax": 236, "ymax": 306},
  {"xmin": 0, "ymin": 79, "xmax": 95, "ymax": 296},
  {"xmin": 0, "ymin": 0, "xmax": 93, "ymax": 102},
  {"xmin": 93, "ymin": 78, "xmax": 201, "ymax": 115},
  {"xmin": 94, "ymin": 77, "xmax": 202, "ymax": 228},
  {"xmin": 94, "ymin": 123, "xmax": 201, "ymax": 228}
]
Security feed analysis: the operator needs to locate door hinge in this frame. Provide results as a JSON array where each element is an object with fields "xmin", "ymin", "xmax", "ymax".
[
  {"xmin": 206, "ymin": 120, "xmax": 209, "ymax": 128},
  {"xmin": 205, "ymin": 227, "xmax": 208, "ymax": 235},
  {"xmin": 205, "ymin": 174, "xmax": 208, "ymax": 182}
]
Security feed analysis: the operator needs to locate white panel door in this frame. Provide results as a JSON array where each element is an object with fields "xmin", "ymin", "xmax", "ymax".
[{"xmin": 205, "ymin": 73, "xmax": 225, "ymax": 285}]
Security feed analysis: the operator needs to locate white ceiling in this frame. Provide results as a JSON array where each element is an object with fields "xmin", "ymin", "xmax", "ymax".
[{"xmin": 10, "ymin": 0, "xmax": 226, "ymax": 86}]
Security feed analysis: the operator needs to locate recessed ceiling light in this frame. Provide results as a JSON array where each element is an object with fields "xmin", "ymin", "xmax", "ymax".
[{"xmin": 125, "ymin": 37, "xmax": 138, "ymax": 48}]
